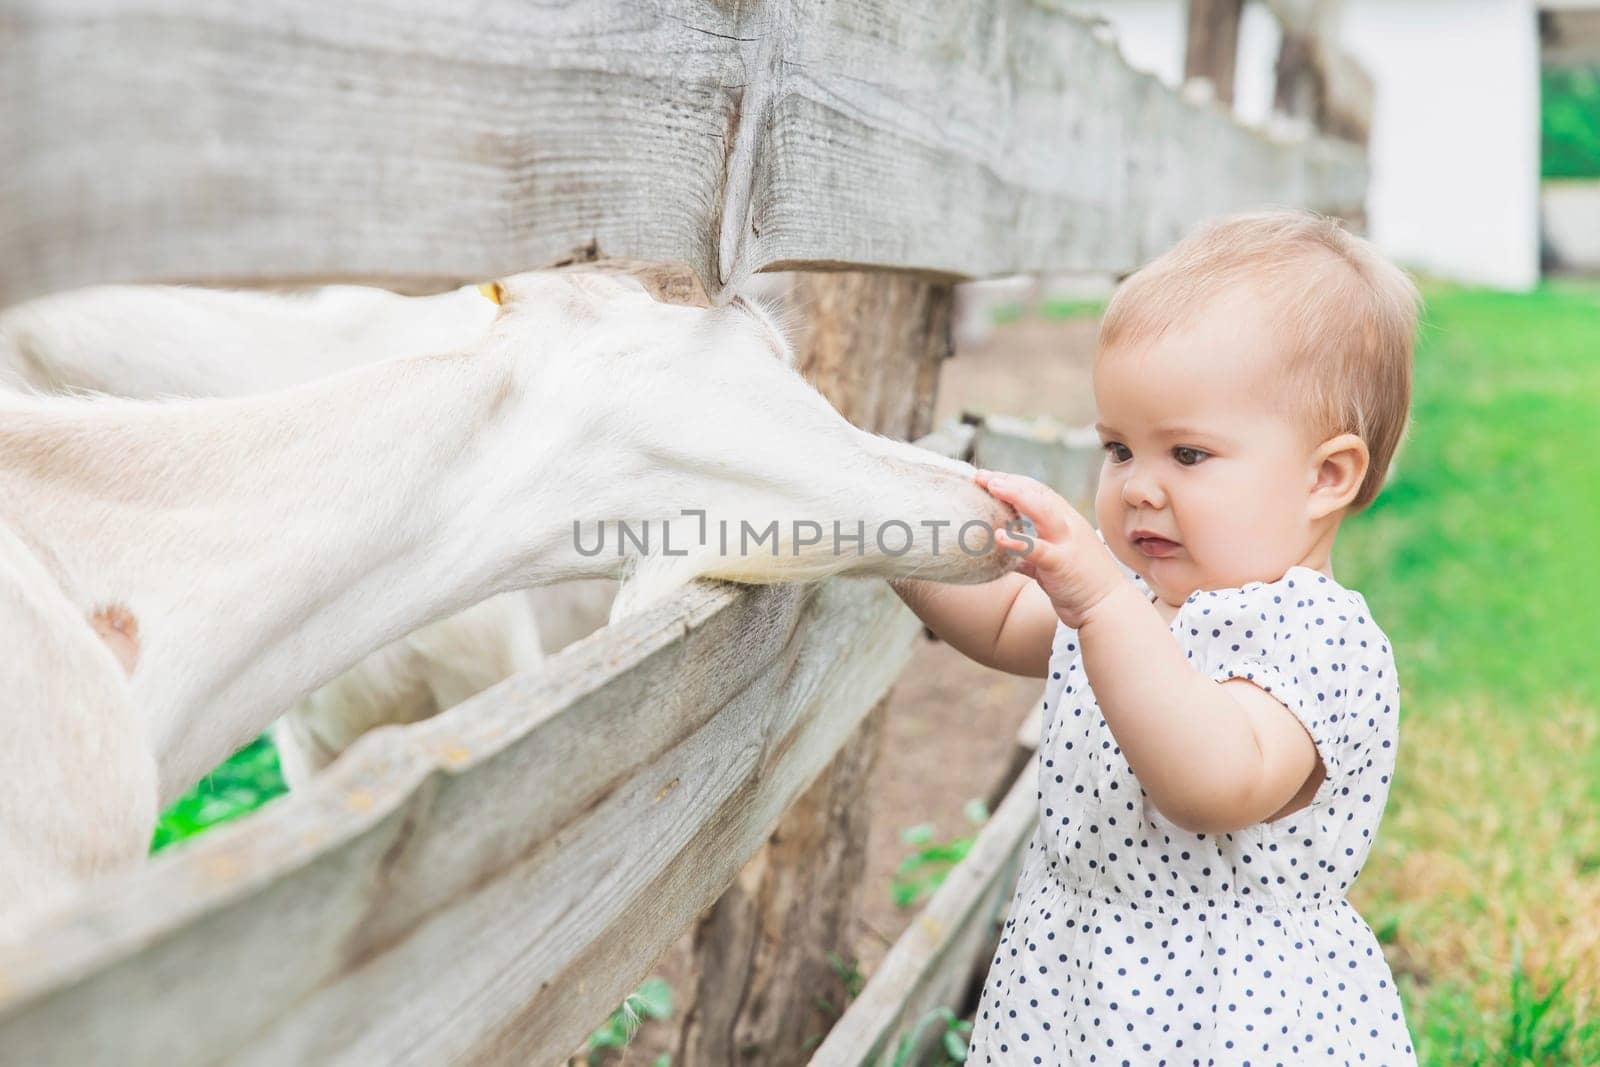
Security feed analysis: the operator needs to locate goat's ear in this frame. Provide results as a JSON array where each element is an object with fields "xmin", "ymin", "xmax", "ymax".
[
  {"xmin": 773, "ymin": 336, "xmax": 800, "ymax": 369},
  {"xmin": 729, "ymin": 292, "xmax": 801, "ymax": 368},
  {"xmin": 489, "ymin": 271, "xmax": 577, "ymax": 308}
]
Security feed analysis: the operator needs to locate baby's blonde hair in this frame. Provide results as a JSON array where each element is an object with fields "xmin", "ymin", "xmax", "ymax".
[{"xmin": 1098, "ymin": 209, "xmax": 1419, "ymax": 512}]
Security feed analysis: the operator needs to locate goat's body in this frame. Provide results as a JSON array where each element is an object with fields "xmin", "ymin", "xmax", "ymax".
[
  {"xmin": 0, "ymin": 521, "xmax": 157, "ymax": 910},
  {"xmin": 0, "ymin": 272, "xmax": 1015, "ymax": 920},
  {"xmin": 0, "ymin": 282, "xmax": 498, "ymax": 397},
  {"xmin": 2, "ymin": 282, "xmax": 587, "ymax": 791}
]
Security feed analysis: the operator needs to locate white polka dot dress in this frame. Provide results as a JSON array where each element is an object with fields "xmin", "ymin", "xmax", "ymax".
[{"xmin": 968, "ymin": 561, "xmax": 1415, "ymax": 1065}]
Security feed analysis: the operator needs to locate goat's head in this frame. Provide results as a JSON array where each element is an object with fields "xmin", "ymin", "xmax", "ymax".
[{"xmin": 482, "ymin": 269, "xmax": 1020, "ymax": 610}]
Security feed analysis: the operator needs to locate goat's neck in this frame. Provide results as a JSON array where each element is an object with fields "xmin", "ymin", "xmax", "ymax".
[{"xmin": 0, "ymin": 346, "xmax": 603, "ymax": 799}]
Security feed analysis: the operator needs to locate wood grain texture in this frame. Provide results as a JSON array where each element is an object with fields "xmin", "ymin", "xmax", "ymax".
[
  {"xmin": 680, "ymin": 693, "xmax": 891, "ymax": 1064},
  {"xmin": 807, "ymin": 756, "xmax": 1040, "ymax": 1066},
  {"xmin": 1, "ymin": 0, "xmax": 1366, "ymax": 308},
  {"xmin": 0, "ymin": 571, "xmax": 926, "ymax": 1065},
  {"xmin": 972, "ymin": 414, "xmax": 1102, "ymax": 516}
]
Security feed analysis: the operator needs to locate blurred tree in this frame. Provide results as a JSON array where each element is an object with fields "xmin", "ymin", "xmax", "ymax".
[{"xmin": 1542, "ymin": 66, "xmax": 1600, "ymax": 179}]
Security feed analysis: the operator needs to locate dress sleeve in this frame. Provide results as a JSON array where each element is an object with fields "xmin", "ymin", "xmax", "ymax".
[{"xmin": 1174, "ymin": 571, "xmax": 1398, "ymax": 810}]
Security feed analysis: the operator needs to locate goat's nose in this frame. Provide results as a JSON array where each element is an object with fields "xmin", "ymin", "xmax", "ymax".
[
  {"xmin": 983, "ymin": 492, "xmax": 1020, "ymax": 534},
  {"xmin": 950, "ymin": 473, "xmax": 1023, "ymax": 550}
]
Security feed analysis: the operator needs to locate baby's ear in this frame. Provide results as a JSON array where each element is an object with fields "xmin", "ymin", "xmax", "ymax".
[{"xmin": 1311, "ymin": 433, "xmax": 1369, "ymax": 516}]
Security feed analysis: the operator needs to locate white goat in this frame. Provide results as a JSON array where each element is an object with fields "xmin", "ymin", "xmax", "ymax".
[
  {"xmin": 0, "ymin": 280, "xmax": 606, "ymax": 787},
  {"xmin": 0, "ymin": 270, "xmax": 1016, "ymax": 919}
]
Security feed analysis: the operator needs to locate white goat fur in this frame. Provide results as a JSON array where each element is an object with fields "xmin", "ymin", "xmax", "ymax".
[
  {"xmin": 0, "ymin": 271, "xmax": 1015, "ymax": 923},
  {"xmin": 1, "ymin": 283, "xmax": 599, "ymax": 790}
]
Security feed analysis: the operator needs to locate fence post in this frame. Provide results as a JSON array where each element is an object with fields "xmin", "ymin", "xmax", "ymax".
[
  {"xmin": 1185, "ymin": 0, "xmax": 1246, "ymax": 105},
  {"xmin": 1272, "ymin": 0, "xmax": 1374, "ymax": 149},
  {"xmin": 676, "ymin": 270, "xmax": 954, "ymax": 1064}
]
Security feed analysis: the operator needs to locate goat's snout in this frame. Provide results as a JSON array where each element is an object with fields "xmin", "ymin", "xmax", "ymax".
[
  {"xmin": 871, "ymin": 457, "xmax": 1024, "ymax": 584},
  {"xmin": 943, "ymin": 468, "xmax": 1025, "ymax": 581}
]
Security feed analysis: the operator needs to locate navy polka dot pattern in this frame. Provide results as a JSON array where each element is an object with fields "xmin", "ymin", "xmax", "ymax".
[{"xmin": 968, "ymin": 561, "xmax": 1414, "ymax": 1065}]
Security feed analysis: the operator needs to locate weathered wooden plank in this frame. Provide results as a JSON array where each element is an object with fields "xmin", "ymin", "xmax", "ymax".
[
  {"xmin": 0, "ymin": 0, "xmax": 1366, "ymax": 308},
  {"xmin": 808, "ymin": 755, "xmax": 1040, "ymax": 1067},
  {"xmin": 0, "ymin": 572, "xmax": 925, "ymax": 1064},
  {"xmin": 972, "ymin": 413, "xmax": 1102, "ymax": 515}
]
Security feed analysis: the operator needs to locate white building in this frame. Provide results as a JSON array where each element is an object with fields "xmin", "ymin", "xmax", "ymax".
[{"xmin": 1063, "ymin": 0, "xmax": 1596, "ymax": 291}]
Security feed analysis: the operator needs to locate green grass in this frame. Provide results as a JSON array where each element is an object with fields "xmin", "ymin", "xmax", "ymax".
[
  {"xmin": 987, "ymin": 296, "xmax": 1104, "ymax": 326},
  {"xmin": 582, "ymin": 977, "xmax": 674, "ymax": 1066},
  {"xmin": 876, "ymin": 1005, "xmax": 972, "ymax": 1066},
  {"xmin": 1334, "ymin": 280, "xmax": 1600, "ymax": 1064},
  {"xmin": 889, "ymin": 799, "xmax": 990, "ymax": 908},
  {"xmin": 1038, "ymin": 297, "xmax": 1105, "ymax": 321},
  {"xmin": 1339, "ymin": 282, "xmax": 1600, "ymax": 709},
  {"xmin": 150, "ymin": 733, "xmax": 286, "ymax": 853}
]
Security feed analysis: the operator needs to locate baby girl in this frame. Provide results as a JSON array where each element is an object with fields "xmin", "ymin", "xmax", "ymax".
[{"xmin": 893, "ymin": 209, "xmax": 1419, "ymax": 1064}]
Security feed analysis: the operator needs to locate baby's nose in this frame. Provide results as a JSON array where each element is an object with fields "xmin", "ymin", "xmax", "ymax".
[{"xmin": 1120, "ymin": 476, "xmax": 1163, "ymax": 507}]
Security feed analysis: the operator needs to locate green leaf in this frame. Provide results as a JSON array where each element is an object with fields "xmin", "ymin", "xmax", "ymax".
[{"xmin": 631, "ymin": 976, "xmax": 674, "ymax": 1020}]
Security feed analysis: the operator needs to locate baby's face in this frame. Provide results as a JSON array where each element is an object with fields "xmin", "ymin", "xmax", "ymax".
[{"xmin": 1092, "ymin": 285, "xmax": 1326, "ymax": 605}]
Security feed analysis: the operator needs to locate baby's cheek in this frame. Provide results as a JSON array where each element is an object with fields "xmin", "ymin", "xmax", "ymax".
[
  {"xmin": 1092, "ymin": 482, "xmax": 1121, "ymax": 530},
  {"xmin": 1188, "ymin": 502, "xmax": 1273, "ymax": 565}
]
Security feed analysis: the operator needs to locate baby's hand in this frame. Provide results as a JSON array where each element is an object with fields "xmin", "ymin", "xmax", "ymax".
[{"xmin": 975, "ymin": 469, "xmax": 1128, "ymax": 630}]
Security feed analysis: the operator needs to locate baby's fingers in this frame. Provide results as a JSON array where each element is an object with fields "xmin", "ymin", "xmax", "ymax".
[
  {"xmin": 995, "ymin": 527, "xmax": 1052, "ymax": 579},
  {"xmin": 977, "ymin": 470, "xmax": 1072, "ymax": 541},
  {"xmin": 994, "ymin": 526, "xmax": 1033, "ymax": 556}
]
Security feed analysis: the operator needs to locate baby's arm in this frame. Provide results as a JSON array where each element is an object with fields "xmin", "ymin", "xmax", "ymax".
[
  {"xmin": 975, "ymin": 469, "xmax": 1323, "ymax": 834},
  {"xmin": 1078, "ymin": 583, "xmax": 1323, "ymax": 833},
  {"xmin": 889, "ymin": 574, "xmax": 1058, "ymax": 677}
]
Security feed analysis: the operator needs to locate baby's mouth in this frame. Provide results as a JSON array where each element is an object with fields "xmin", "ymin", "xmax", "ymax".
[{"xmin": 1133, "ymin": 536, "xmax": 1181, "ymax": 558}]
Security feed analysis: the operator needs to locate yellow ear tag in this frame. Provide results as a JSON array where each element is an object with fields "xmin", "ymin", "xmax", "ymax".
[{"xmin": 477, "ymin": 281, "xmax": 504, "ymax": 305}]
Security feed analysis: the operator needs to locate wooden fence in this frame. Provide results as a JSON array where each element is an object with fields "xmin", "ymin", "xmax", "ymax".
[{"xmin": 0, "ymin": 2, "xmax": 1366, "ymax": 1063}]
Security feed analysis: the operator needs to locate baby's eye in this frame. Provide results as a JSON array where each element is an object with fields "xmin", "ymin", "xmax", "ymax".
[
  {"xmin": 1102, "ymin": 442, "xmax": 1130, "ymax": 463},
  {"xmin": 1174, "ymin": 446, "xmax": 1208, "ymax": 466}
]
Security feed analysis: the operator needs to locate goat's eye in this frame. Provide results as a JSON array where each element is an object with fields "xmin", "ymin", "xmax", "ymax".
[
  {"xmin": 1174, "ymin": 446, "xmax": 1208, "ymax": 466},
  {"xmin": 1103, "ymin": 442, "xmax": 1130, "ymax": 463}
]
